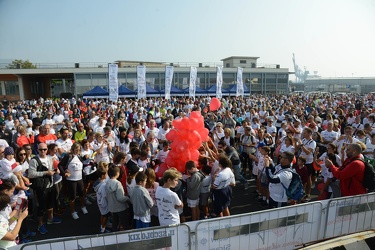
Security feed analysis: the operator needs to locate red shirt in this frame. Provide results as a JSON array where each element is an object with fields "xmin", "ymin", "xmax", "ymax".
[
  {"xmin": 330, "ymin": 156, "xmax": 366, "ymax": 196},
  {"xmin": 294, "ymin": 164, "xmax": 309, "ymax": 185}
]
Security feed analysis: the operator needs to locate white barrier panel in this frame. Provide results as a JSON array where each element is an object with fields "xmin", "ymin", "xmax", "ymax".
[
  {"xmin": 16, "ymin": 224, "xmax": 190, "ymax": 250},
  {"xmin": 193, "ymin": 202, "xmax": 322, "ymax": 250},
  {"xmin": 325, "ymin": 193, "xmax": 375, "ymax": 239}
]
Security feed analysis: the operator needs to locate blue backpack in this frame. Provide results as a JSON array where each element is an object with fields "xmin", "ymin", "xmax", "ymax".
[{"xmin": 280, "ymin": 168, "xmax": 305, "ymax": 201}]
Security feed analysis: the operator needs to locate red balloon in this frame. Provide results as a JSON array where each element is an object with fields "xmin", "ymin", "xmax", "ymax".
[
  {"xmin": 74, "ymin": 118, "xmax": 79, "ymax": 123},
  {"xmin": 189, "ymin": 118, "xmax": 199, "ymax": 129},
  {"xmin": 176, "ymin": 141, "xmax": 189, "ymax": 154},
  {"xmin": 189, "ymin": 149, "xmax": 200, "ymax": 162},
  {"xmin": 165, "ymin": 129, "xmax": 176, "ymax": 141},
  {"xmin": 190, "ymin": 111, "xmax": 202, "ymax": 119},
  {"xmin": 165, "ymin": 157, "xmax": 175, "ymax": 168},
  {"xmin": 209, "ymin": 98, "xmax": 221, "ymax": 111},
  {"xmin": 155, "ymin": 163, "xmax": 169, "ymax": 179},
  {"xmin": 68, "ymin": 110, "xmax": 73, "ymax": 115},
  {"xmin": 189, "ymin": 131, "xmax": 202, "ymax": 149},
  {"xmin": 172, "ymin": 119, "xmax": 183, "ymax": 129}
]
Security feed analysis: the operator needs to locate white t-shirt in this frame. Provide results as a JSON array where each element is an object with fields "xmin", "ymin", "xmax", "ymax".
[
  {"xmin": 0, "ymin": 213, "xmax": 16, "ymax": 249},
  {"xmin": 213, "ymin": 167, "xmax": 235, "ymax": 189},
  {"xmin": 53, "ymin": 114, "xmax": 65, "ymax": 131},
  {"xmin": 155, "ymin": 186, "xmax": 182, "ymax": 226},
  {"xmin": 299, "ymin": 138, "xmax": 316, "ymax": 164},
  {"xmin": 321, "ymin": 130, "xmax": 340, "ymax": 144},
  {"xmin": 115, "ymin": 137, "xmax": 131, "ymax": 154},
  {"xmin": 56, "ymin": 138, "xmax": 73, "ymax": 157},
  {"xmin": 365, "ymin": 142, "xmax": 375, "ymax": 159},
  {"xmin": 156, "ymin": 150, "xmax": 169, "ymax": 163},
  {"xmin": 93, "ymin": 141, "xmax": 110, "ymax": 163},
  {"xmin": 319, "ymin": 152, "xmax": 341, "ymax": 192},
  {"xmin": 66, "ymin": 155, "xmax": 83, "ymax": 181}
]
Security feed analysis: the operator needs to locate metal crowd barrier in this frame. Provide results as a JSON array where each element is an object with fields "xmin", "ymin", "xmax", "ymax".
[
  {"xmin": 8, "ymin": 192, "xmax": 375, "ymax": 250},
  {"xmin": 16, "ymin": 224, "xmax": 190, "ymax": 250}
]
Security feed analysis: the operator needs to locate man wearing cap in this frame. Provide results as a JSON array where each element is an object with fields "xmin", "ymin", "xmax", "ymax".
[{"xmin": 28, "ymin": 143, "xmax": 62, "ymax": 234}]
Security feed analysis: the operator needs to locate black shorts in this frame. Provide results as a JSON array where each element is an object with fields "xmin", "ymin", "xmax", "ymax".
[
  {"xmin": 213, "ymin": 186, "xmax": 232, "ymax": 214},
  {"xmin": 67, "ymin": 179, "xmax": 84, "ymax": 200},
  {"xmin": 305, "ymin": 163, "xmax": 315, "ymax": 176}
]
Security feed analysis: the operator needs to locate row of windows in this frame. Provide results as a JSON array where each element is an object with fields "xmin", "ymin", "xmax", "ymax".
[{"xmin": 0, "ymin": 81, "xmax": 20, "ymax": 95}]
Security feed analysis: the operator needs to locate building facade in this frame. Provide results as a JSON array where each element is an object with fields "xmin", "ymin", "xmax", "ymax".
[
  {"xmin": 0, "ymin": 57, "xmax": 290, "ymax": 100},
  {"xmin": 304, "ymin": 77, "xmax": 375, "ymax": 94}
]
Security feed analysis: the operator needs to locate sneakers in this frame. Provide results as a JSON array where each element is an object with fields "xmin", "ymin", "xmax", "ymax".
[
  {"xmin": 244, "ymin": 183, "xmax": 249, "ymax": 190},
  {"xmin": 72, "ymin": 212, "xmax": 79, "ymax": 220},
  {"xmin": 100, "ymin": 227, "xmax": 110, "ymax": 234},
  {"xmin": 85, "ymin": 198, "xmax": 92, "ymax": 205},
  {"xmin": 22, "ymin": 230, "xmax": 36, "ymax": 238},
  {"xmin": 81, "ymin": 206, "xmax": 88, "ymax": 214},
  {"xmin": 47, "ymin": 217, "xmax": 62, "ymax": 224},
  {"xmin": 38, "ymin": 225, "xmax": 48, "ymax": 235},
  {"xmin": 20, "ymin": 238, "xmax": 33, "ymax": 244},
  {"xmin": 302, "ymin": 196, "xmax": 311, "ymax": 202}
]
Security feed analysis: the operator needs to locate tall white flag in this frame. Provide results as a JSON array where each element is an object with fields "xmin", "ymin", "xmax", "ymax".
[
  {"xmin": 108, "ymin": 64, "xmax": 118, "ymax": 102},
  {"xmin": 236, "ymin": 67, "xmax": 244, "ymax": 97},
  {"xmin": 165, "ymin": 66, "xmax": 174, "ymax": 100},
  {"xmin": 216, "ymin": 66, "xmax": 223, "ymax": 99},
  {"xmin": 137, "ymin": 65, "xmax": 147, "ymax": 99},
  {"xmin": 189, "ymin": 66, "xmax": 197, "ymax": 99}
]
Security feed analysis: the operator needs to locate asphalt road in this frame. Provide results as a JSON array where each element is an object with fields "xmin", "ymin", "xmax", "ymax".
[{"xmin": 26, "ymin": 177, "xmax": 319, "ymax": 243}]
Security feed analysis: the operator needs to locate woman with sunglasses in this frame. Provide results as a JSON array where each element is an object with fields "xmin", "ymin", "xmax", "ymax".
[
  {"xmin": 15, "ymin": 148, "xmax": 29, "ymax": 175},
  {"xmin": 22, "ymin": 145, "xmax": 34, "ymax": 163}
]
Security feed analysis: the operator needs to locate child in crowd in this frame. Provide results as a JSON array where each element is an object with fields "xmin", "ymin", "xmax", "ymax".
[
  {"xmin": 130, "ymin": 172, "xmax": 153, "ymax": 229},
  {"xmin": 155, "ymin": 141, "xmax": 170, "ymax": 164},
  {"xmin": 138, "ymin": 150, "xmax": 150, "ymax": 172},
  {"xmin": 105, "ymin": 164, "xmax": 129, "ymax": 232},
  {"xmin": 155, "ymin": 168, "xmax": 183, "ymax": 226},
  {"xmin": 200, "ymin": 164, "xmax": 212, "ymax": 219},
  {"xmin": 294, "ymin": 156, "xmax": 309, "ymax": 199},
  {"xmin": 145, "ymin": 168, "xmax": 159, "ymax": 226},
  {"xmin": 185, "ymin": 161, "xmax": 205, "ymax": 221},
  {"xmin": 93, "ymin": 164, "xmax": 110, "ymax": 233}
]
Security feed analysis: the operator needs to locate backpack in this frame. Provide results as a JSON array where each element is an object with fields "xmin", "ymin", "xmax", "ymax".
[
  {"xmin": 280, "ymin": 168, "xmax": 305, "ymax": 201},
  {"xmin": 29, "ymin": 157, "xmax": 52, "ymax": 194},
  {"xmin": 357, "ymin": 159, "xmax": 375, "ymax": 192}
]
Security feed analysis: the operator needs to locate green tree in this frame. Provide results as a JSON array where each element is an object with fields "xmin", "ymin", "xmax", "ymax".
[{"xmin": 7, "ymin": 59, "xmax": 37, "ymax": 69}]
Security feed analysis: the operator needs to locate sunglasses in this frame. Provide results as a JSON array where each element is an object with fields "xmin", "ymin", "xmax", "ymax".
[
  {"xmin": 19, "ymin": 153, "xmax": 26, "ymax": 156},
  {"xmin": 25, "ymin": 148, "xmax": 32, "ymax": 150},
  {"xmin": 38, "ymin": 148, "xmax": 47, "ymax": 151}
]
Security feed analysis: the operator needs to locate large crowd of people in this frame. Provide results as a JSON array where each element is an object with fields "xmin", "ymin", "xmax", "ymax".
[{"xmin": 0, "ymin": 92, "xmax": 374, "ymax": 247}]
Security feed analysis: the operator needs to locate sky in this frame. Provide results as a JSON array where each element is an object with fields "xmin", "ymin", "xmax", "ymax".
[{"xmin": 1, "ymin": 0, "xmax": 375, "ymax": 78}]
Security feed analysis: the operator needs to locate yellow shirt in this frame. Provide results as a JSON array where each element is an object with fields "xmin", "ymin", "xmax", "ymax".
[{"xmin": 74, "ymin": 130, "xmax": 86, "ymax": 142}]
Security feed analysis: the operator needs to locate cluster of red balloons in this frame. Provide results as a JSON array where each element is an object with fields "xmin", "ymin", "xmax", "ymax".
[{"xmin": 162, "ymin": 111, "xmax": 209, "ymax": 173}]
